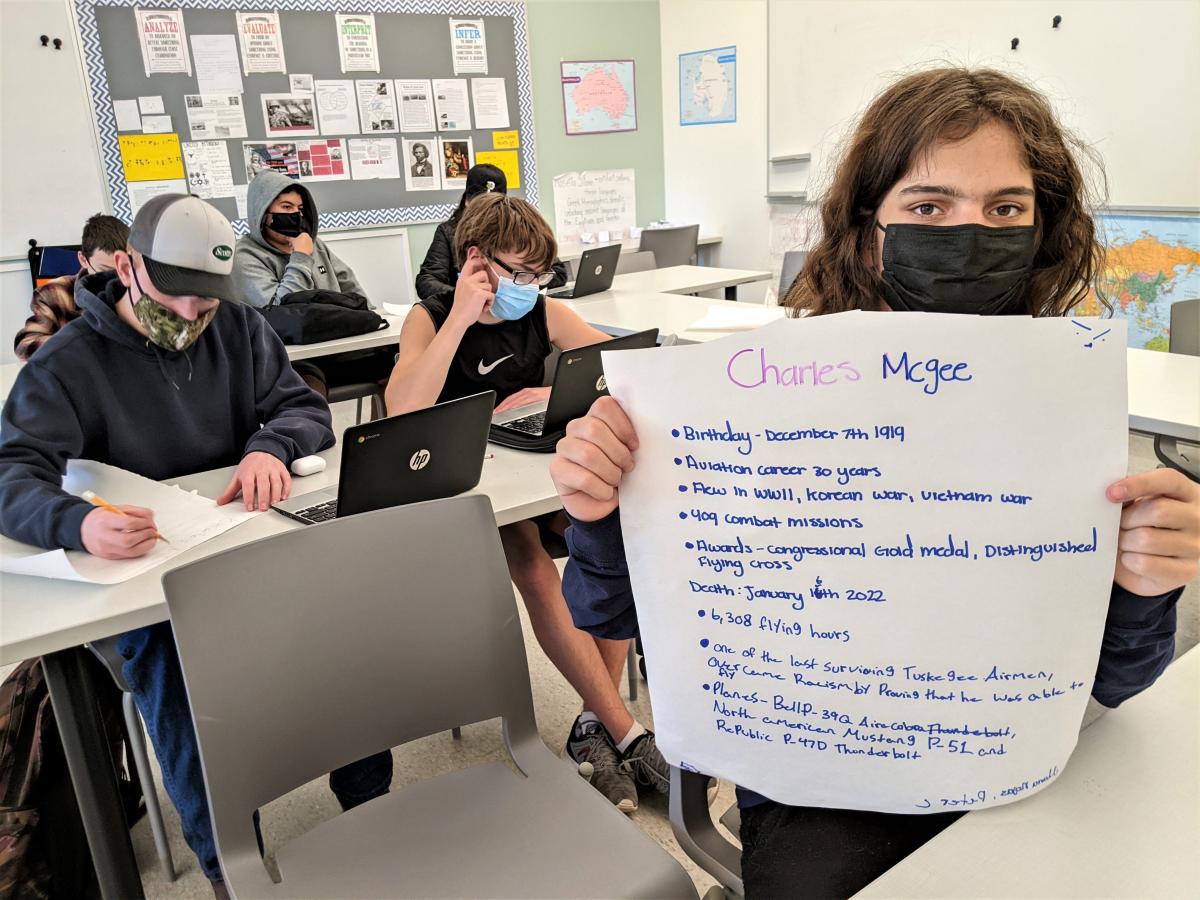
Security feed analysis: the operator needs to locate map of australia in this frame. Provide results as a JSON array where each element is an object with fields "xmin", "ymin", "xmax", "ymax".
[{"xmin": 562, "ymin": 61, "xmax": 637, "ymax": 134}]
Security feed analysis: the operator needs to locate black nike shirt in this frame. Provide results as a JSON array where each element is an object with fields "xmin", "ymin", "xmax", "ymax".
[{"xmin": 417, "ymin": 295, "xmax": 552, "ymax": 406}]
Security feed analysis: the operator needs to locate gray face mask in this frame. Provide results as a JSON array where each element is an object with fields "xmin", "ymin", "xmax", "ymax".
[{"xmin": 877, "ymin": 222, "xmax": 1038, "ymax": 315}]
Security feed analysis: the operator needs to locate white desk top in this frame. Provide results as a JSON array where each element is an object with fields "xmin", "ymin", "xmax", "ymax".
[
  {"xmin": 857, "ymin": 645, "xmax": 1200, "ymax": 899},
  {"xmin": 557, "ymin": 232, "xmax": 722, "ymax": 264},
  {"xmin": 0, "ymin": 442, "xmax": 558, "ymax": 665},
  {"xmin": 284, "ymin": 315, "xmax": 405, "ymax": 362},
  {"xmin": 1127, "ymin": 347, "xmax": 1200, "ymax": 442},
  {"xmin": 567, "ymin": 290, "xmax": 778, "ymax": 342},
  {"xmin": 609, "ymin": 265, "xmax": 771, "ymax": 296}
]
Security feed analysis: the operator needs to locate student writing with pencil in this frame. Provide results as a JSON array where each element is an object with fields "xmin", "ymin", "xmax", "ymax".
[{"xmin": 0, "ymin": 196, "xmax": 388, "ymax": 896}]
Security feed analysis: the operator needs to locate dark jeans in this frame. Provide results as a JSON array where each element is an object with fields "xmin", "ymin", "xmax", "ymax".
[
  {"xmin": 739, "ymin": 800, "xmax": 963, "ymax": 898},
  {"xmin": 117, "ymin": 622, "xmax": 392, "ymax": 880}
]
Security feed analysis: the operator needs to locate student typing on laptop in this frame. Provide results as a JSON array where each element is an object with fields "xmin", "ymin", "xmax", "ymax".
[{"xmin": 385, "ymin": 193, "xmax": 673, "ymax": 813}]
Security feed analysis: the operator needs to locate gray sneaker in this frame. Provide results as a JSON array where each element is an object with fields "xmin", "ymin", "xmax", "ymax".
[
  {"xmin": 621, "ymin": 731, "xmax": 670, "ymax": 796},
  {"xmin": 566, "ymin": 718, "xmax": 638, "ymax": 813}
]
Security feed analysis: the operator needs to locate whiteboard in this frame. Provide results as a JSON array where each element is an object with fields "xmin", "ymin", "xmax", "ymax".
[
  {"xmin": 0, "ymin": 0, "xmax": 110, "ymax": 259},
  {"xmin": 768, "ymin": 0, "xmax": 1200, "ymax": 209}
]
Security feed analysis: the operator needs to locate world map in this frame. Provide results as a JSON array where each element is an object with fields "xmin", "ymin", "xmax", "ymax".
[
  {"xmin": 680, "ymin": 46, "xmax": 736, "ymax": 125},
  {"xmin": 1073, "ymin": 214, "xmax": 1200, "ymax": 351},
  {"xmin": 561, "ymin": 61, "xmax": 636, "ymax": 135}
]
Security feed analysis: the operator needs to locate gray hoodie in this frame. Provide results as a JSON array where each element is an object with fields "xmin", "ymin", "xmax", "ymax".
[{"xmin": 233, "ymin": 169, "xmax": 367, "ymax": 308}]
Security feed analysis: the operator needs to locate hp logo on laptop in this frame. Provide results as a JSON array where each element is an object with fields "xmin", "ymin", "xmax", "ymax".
[
  {"xmin": 596, "ymin": 375, "xmax": 607, "ymax": 392},
  {"xmin": 594, "ymin": 264, "xmax": 604, "ymax": 276},
  {"xmin": 409, "ymin": 449, "xmax": 431, "ymax": 471}
]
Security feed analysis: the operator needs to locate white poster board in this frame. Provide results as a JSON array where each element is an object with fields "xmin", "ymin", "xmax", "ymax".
[
  {"xmin": 602, "ymin": 313, "xmax": 1128, "ymax": 814},
  {"xmin": 552, "ymin": 168, "xmax": 636, "ymax": 243}
]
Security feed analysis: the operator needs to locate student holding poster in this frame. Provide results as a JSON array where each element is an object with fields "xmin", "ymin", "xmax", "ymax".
[{"xmin": 550, "ymin": 67, "xmax": 1199, "ymax": 897}]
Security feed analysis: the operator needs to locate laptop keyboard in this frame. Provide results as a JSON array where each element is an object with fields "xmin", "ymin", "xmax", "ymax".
[
  {"xmin": 295, "ymin": 499, "xmax": 338, "ymax": 523},
  {"xmin": 502, "ymin": 410, "xmax": 546, "ymax": 436}
]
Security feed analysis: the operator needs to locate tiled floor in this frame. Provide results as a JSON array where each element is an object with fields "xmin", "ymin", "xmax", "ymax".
[{"xmin": 7, "ymin": 406, "xmax": 1186, "ymax": 898}]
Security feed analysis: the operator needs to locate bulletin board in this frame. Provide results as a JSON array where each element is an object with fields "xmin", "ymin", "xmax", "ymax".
[{"xmin": 74, "ymin": 0, "xmax": 538, "ymax": 234}]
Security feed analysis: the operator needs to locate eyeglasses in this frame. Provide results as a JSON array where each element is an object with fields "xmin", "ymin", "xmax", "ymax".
[{"xmin": 490, "ymin": 257, "xmax": 556, "ymax": 287}]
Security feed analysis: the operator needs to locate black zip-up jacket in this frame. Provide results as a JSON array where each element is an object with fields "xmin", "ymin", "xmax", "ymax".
[{"xmin": 415, "ymin": 218, "xmax": 569, "ymax": 305}]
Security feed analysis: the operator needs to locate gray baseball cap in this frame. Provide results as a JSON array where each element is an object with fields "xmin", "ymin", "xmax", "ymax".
[{"xmin": 128, "ymin": 194, "xmax": 238, "ymax": 301}]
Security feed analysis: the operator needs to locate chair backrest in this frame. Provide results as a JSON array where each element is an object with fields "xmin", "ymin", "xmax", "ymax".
[
  {"xmin": 639, "ymin": 224, "xmax": 700, "ymax": 268},
  {"xmin": 1169, "ymin": 298, "xmax": 1199, "ymax": 356},
  {"xmin": 162, "ymin": 495, "xmax": 538, "ymax": 871},
  {"xmin": 615, "ymin": 250, "xmax": 657, "ymax": 275},
  {"xmin": 27, "ymin": 242, "xmax": 82, "ymax": 288},
  {"xmin": 778, "ymin": 250, "xmax": 807, "ymax": 301}
]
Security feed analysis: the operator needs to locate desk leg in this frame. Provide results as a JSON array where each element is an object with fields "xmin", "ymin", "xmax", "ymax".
[
  {"xmin": 725, "ymin": 285, "xmax": 737, "ymax": 301},
  {"xmin": 42, "ymin": 648, "xmax": 145, "ymax": 900}
]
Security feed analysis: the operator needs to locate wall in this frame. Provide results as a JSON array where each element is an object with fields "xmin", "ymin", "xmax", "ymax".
[
  {"xmin": 0, "ymin": 0, "xmax": 667, "ymax": 363},
  {"xmin": 659, "ymin": 0, "xmax": 769, "ymax": 301},
  {"xmin": 768, "ymin": 0, "xmax": 1200, "ymax": 209},
  {"xmin": 526, "ymin": 0, "xmax": 665, "ymax": 229}
]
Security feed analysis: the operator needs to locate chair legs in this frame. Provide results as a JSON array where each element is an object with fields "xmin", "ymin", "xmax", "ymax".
[
  {"xmin": 627, "ymin": 643, "xmax": 638, "ymax": 701},
  {"xmin": 123, "ymin": 693, "xmax": 176, "ymax": 881}
]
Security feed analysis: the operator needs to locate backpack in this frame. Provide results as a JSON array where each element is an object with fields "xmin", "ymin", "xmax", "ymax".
[
  {"xmin": 0, "ymin": 658, "xmax": 138, "ymax": 899},
  {"xmin": 260, "ymin": 289, "xmax": 387, "ymax": 345}
]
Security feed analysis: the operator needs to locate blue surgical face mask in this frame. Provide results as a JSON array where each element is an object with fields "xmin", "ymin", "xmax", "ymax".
[{"xmin": 489, "ymin": 266, "xmax": 539, "ymax": 320}]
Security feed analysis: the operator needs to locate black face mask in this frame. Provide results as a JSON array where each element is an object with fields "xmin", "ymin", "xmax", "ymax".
[
  {"xmin": 877, "ymin": 222, "xmax": 1037, "ymax": 315},
  {"xmin": 268, "ymin": 211, "xmax": 307, "ymax": 238}
]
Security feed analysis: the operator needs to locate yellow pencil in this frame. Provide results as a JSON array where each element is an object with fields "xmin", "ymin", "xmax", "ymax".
[{"xmin": 81, "ymin": 490, "xmax": 170, "ymax": 543}]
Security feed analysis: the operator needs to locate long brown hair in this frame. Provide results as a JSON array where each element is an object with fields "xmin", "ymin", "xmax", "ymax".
[{"xmin": 784, "ymin": 67, "xmax": 1107, "ymax": 318}]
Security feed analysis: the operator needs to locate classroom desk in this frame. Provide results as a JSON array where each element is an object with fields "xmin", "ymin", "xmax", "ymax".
[
  {"xmin": 557, "ymin": 231, "xmax": 723, "ymax": 267},
  {"xmin": 0, "ymin": 443, "xmax": 559, "ymax": 899},
  {"xmin": 1127, "ymin": 347, "xmax": 1200, "ymax": 443},
  {"xmin": 284, "ymin": 314, "xmax": 405, "ymax": 362},
  {"xmin": 568, "ymin": 290, "xmax": 784, "ymax": 342},
  {"xmin": 609, "ymin": 265, "xmax": 771, "ymax": 300},
  {"xmin": 856, "ymin": 645, "xmax": 1200, "ymax": 899}
]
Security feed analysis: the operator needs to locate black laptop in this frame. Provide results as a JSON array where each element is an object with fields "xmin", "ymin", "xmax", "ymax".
[
  {"xmin": 273, "ymin": 391, "xmax": 495, "ymax": 525},
  {"xmin": 490, "ymin": 329, "xmax": 659, "ymax": 441},
  {"xmin": 546, "ymin": 244, "xmax": 622, "ymax": 300}
]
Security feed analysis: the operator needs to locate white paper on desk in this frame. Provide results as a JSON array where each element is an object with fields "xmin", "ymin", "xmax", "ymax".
[
  {"xmin": 0, "ymin": 461, "xmax": 258, "ymax": 584},
  {"xmin": 686, "ymin": 305, "xmax": 786, "ymax": 332},
  {"xmin": 381, "ymin": 302, "xmax": 413, "ymax": 317},
  {"xmin": 602, "ymin": 313, "xmax": 1128, "ymax": 814},
  {"xmin": 191, "ymin": 35, "xmax": 243, "ymax": 96}
]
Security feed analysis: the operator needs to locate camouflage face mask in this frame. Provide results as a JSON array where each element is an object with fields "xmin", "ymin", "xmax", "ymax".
[{"xmin": 130, "ymin": 266, "xmax": 217, "ymax": 351}]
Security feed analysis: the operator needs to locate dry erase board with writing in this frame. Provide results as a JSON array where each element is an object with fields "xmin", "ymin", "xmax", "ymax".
[{"xmin": 75, "ymin": 0, "xmax": 537, "ymax": 234}]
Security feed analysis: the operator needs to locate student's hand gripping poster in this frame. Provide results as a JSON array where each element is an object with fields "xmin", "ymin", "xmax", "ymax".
[{"xmin": 601, "ymin": 313, "xmax": 1128, "ymax": 814}]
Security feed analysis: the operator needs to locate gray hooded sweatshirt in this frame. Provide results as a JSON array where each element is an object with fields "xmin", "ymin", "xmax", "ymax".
[{"xmin": 233, "ymin": 169, "xmax": 367, "ymax": 308}]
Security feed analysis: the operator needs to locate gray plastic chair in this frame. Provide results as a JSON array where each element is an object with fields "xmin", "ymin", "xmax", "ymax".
[
  {"xmin": 163, "ymin": 495, "xmax": 696, "ymax": 898},
  {"xmin": 616, "ymin": 250, "xmax": 658, "ymax": 275},
  {"xmin": 670, "ymin": 766, "xmax": 744, "ymax": 897},
  {"xmin": 87, "ymin": 637, "xmax": 176, "ymax": 881},
  {"xmin": 639, "ymin": 225, "xmax": 700, "ymax": 268},
  {"xmin": 777, "ymin": 250, "xmax": 807, "ymax": 302},
  {"xmin": 1154, "ymin": 298, "xmax": 1200, "ymax": 482},
  {"xmin": 326, "ymin": 382, "xmax": 384, "ymax": 424}
]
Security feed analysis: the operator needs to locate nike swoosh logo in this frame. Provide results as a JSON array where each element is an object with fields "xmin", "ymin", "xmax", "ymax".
[{"xmin": 477, "ymin": 354, "xmax": 513, "ymax": 375}]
